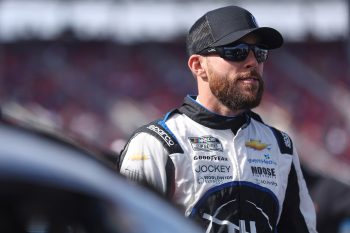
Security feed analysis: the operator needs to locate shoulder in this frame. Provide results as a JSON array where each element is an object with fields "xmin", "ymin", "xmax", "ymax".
[
  {"xmin": 133, "ymin": 119, "xmax": 183, "ymax": 154},
  {"xmin": 125, "ymin": 109, "xmax": 184, "ymax": 155},
  {"xmin": 269, "ymin": 127, "xmax": 294, "ymax": 155}
]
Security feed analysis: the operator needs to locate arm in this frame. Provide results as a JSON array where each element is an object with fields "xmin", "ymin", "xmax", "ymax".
[
  {"xmin": 277, "ymin": 149, "xmax": 318, "ymax": 233},
  {"xmin": 119, "ymin": 132, "xmax": 169, "ymax": 194}
]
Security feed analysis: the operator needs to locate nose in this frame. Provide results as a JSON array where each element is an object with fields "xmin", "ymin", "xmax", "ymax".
[{"xmin": 244, "ymin": 50, "xmax": 259, "ymax": 68}]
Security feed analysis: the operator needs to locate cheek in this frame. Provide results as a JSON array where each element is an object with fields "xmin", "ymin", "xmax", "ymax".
[
  {"xmin": 258, "ymin": 64, "xmax": 264, "ymax": 75},
  {"xmin": 211, "ymin": 63, "xmax": 239, "ymax": 79},
  {"xmin": 207, "ymin": 57, "xmax": 233, "ymax": 72}
]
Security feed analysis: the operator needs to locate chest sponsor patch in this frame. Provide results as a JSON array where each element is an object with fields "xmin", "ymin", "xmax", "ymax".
[
  {"xmin": 251, "ymin": 166, "xmax": 276, "ymax": 179},
  {"xmin": 189, "ymin": 136, "xmax": 223, "ymax": 152},
  {"xmin": 245, "ymin": 139, "xmax": 271, "ymax": 151},
  {"xmin": 193, "ymin": 155, "xmax": 228, "ymax": 161},
  {"xmin": 195, "ymin": 164, "xmax": 230, "ymax": 173}
]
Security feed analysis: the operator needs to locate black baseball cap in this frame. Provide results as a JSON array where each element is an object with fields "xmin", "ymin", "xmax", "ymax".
[{"xmin": 186, "ymin": 5, "xmax": 283, "ymax": 55}]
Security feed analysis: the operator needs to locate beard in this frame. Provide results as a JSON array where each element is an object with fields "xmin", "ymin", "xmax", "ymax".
[{"xmin": 209, "ymin": 69, "xmax": 264, "ymax": 111}]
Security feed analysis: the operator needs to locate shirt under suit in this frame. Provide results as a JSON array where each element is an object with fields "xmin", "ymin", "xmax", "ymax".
[{"xmin": 119, "ymin": 95, "xmax": 317, "ymax": 233}]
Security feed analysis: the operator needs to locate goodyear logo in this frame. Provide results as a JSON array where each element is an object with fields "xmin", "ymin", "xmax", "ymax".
[
  {"xmin": 189, "ymin": 136, "xmax": 223, "ymax": 152},
  {"xmin": 245, "ymin": 139, "xmax": 270, "ymax": 151}
]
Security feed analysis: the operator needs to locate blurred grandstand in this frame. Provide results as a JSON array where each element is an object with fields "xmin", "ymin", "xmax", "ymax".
[{"xmin": 0, "ymin": 0, "xmax": 350, "ymax": 186}]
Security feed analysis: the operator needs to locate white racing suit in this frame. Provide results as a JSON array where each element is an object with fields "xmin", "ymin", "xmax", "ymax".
[{"xmin": 119, "ymin": 95, "xmax": 317, "ymax": 233}]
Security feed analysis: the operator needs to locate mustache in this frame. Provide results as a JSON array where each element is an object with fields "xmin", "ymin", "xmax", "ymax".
[{"xmin": 237, "ymin": 69, "xmax": 262, "ymax": 80}]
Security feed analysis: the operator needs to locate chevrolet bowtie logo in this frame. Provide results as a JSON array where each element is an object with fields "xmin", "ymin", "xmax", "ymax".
[
  {"xmin": 245, "ymin": 140, "xmax": 270, "ymax": 151},
  {"xmin": 129, "ymin": 154, "xmax": 149, "ymax": 161}
]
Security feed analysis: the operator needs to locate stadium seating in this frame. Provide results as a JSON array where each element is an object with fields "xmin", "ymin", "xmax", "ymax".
[{"xmin": 1, "ymin": 39, "xmax": 349, "ymax": 167}]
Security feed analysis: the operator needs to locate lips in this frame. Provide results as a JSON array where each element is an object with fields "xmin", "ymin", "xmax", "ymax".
[
  {"xmin": 238, "ymin": 77, "xmax": 260, "ymax": 85},
  {"xmin": 238, "ymin": 69, "xmax": 262, "ymax": 82},
  {"xmin": 239, "ymin": 77, "xmax": 259, "ymax": 81}
]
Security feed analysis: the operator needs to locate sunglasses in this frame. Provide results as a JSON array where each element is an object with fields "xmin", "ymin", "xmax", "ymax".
[{"xmin": 198, "ymin": 43, "xmax": 269, "ymax": 63}]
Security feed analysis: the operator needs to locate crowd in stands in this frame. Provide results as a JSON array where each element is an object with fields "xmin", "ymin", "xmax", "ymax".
[{"xmin": 1, "ymin": 39, "xmax": 350, "ymax": 167}]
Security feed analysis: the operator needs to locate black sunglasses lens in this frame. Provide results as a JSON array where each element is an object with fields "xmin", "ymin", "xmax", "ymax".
[
  {"xmin": 222, "ymin": 45, "xmax": 249, "ymax": 62},
  {"xmin": 222, "ymin": 44, "xmax": 268, "ymax": 63},
  {"xmin": 254, "ymin": 47, "xmax": 268, "ymax": 63},
  {"xmin": 201, "ymin": 44, "xmax": 268, "ymax": 63}
]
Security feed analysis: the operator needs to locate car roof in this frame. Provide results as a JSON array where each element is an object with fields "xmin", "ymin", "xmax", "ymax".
[{"xmin": 0, "ymin": 108, "xmax": 202, "ymax": 233}]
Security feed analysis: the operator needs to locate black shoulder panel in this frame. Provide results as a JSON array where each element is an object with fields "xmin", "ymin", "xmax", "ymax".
[
  {"xmin": 247, "ymin": 110, "xmax": 264, "ymax": 123},
  {"xmin": 270, "ymin": 127, "xmax": 294, "ymax": 155},
  {"xmin": 117, "ymin": 116, "xmax": 183, "ymax": 170},
  {"xmin": 135, "ymin": 119, "xmax": 184, "ymax": 155}
]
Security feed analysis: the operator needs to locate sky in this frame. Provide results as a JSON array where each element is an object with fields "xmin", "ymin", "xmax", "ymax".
[{"xmin": 0, "ymin": 0, "xmax": 348, "ymax": 42}]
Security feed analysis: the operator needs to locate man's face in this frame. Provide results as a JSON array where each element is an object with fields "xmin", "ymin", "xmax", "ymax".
[{"xmin": 205, "ymin": 34, "xmax": 265, "ymax": 112}]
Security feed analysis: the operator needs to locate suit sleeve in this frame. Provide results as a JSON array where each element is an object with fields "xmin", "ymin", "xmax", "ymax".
[
  {"xmin": 119, "ymin": 132, "xmax": 169, "ymax": 194},
  {"xmin": 277, "ymin": 147, "xmax": 318, "ymax": 233}
]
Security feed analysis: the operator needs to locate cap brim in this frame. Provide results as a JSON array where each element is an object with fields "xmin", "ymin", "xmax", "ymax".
[{"xmin": 212, "ymin": 27, "xmax": 283, "ymax": 49}]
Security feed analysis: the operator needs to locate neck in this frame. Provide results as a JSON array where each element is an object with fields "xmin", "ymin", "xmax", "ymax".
[{"xmin": 196, "ymin": 95, "xmax": 246, "ymax": 117}]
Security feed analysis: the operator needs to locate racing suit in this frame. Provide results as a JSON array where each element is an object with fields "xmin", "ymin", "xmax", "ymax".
[{"xmin": 119, "ymin": 95, "xmax": 317, "ymax": 233}]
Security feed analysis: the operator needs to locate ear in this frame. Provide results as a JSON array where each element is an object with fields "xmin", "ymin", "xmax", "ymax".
[{"xmin": 188, "ymin": 55, "xmax": 207, "ymax": 80}]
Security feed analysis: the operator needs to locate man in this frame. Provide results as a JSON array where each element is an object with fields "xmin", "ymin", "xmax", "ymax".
[{"xmin": 119, "ymin": 5, "xmax": 317, "ymax": 233}]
